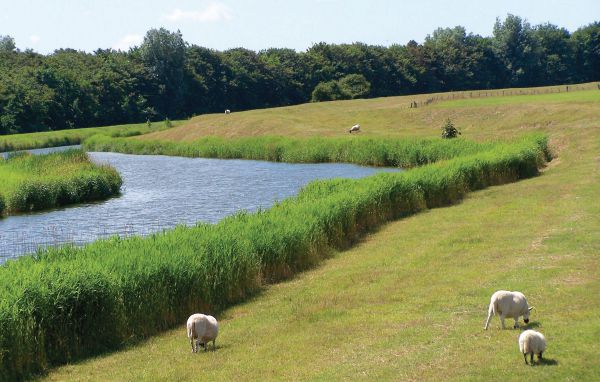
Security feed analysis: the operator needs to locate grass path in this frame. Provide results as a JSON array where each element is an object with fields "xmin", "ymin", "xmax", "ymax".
[{"xmin": 44, "ymin": 89, "xmax": 599, "ymax": 381}]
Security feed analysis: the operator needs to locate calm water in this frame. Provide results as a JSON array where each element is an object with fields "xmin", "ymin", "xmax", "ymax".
[{"xmin": 0, "ymin": 148, "xmax": 397, "ymax": 262}]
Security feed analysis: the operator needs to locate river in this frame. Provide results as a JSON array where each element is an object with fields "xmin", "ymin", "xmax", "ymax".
[{"xmin": 0, "ymin": 147, "xmax": 397, "ymax": 262}]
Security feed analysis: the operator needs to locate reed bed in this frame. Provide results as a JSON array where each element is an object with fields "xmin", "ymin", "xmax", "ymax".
[
  {"xmin": 0, "ymin": 150, "xmax": 122, "ymax": 215},
  {"xmin": 84, "ymin": 134, "xmax": 500, "ymax": 168},
  {"xmin": 0, "ymin": 133, "xmax": 549, "ymax": 380},
  {"xmin": 0, "ymin": 120, "xmax": 181, "ymax": 153}
]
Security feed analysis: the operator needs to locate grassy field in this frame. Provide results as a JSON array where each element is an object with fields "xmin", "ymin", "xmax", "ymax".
[
  {"xmin": 0, "ymin": 150, "xmax": 122, "ymax": 215},
  {"xmin": 31, "ymin": 87, "xmax": 600, "ymax": 381},
  {"xmin": 0, "ymin": 120, "xmax": 184, "ymax": 152}
]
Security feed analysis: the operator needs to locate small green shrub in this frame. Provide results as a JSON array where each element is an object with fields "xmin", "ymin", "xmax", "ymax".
[
  {"xmin": 441, "ymin": 118, "xmax": 461, "ymax": 139},
  {"xmin": 338, "ymin": 74, "xmax": 371, "ymax": 99}
]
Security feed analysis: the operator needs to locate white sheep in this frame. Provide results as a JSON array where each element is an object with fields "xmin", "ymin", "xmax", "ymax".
[
  {"xmin": 348, "ymin": 123, "xmax": 360, "ymax": 133},
  {"xmin": 187, "ymin": 313, "xmax": 219, "ymax": 352},
  {"xmin": 519, "ymin": 329, "xmax": 546, "ymax": 365},
  {"xmin": 225, "ymin": 109, "xmax": 231, "ymax": 114},
  {"xmin": 484, "ymin": 290, "xmax": 533, "ymax": 330}
]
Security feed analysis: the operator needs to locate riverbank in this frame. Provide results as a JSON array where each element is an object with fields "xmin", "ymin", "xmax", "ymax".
[
  {"xmin": 0, "ymin": 133, "xmax": 548, "ymax": 380},
  {"xmin": 0, "ymin": 119, "xmax": 184, "ymax": 153},
  {"xmin": 0, "ymin": 150, "xmax": 121, "ymax": 216},
  {"xmin": 40, "ymin": 86, "xmax": 600, "ymax": 381}
]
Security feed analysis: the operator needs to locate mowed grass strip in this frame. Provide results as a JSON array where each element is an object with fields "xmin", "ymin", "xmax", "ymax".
[
  {"xmin": 0, "ymin": 150, "xmax": 121, "ymax": 215},
  {"xmin": 44, "ymin": 119, "xmax": 599, "ymax": 381}
]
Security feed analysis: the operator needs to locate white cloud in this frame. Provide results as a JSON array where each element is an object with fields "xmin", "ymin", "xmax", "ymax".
[
  {"xmin": 112, "ymin": 34, "xmax": 143, "ymax": 51},
  {"xmin": 29, "ymin": 35, "xmax": 41, "ymax": 44},
  {"xmin": 162, "ymin": 3, "xmax": 233, "ymax": 23}
]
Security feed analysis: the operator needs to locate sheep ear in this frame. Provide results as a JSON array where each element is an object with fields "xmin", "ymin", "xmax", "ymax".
[{"xmin": 528, "ymin": 306, "xmax": 534, "ymax": 311}]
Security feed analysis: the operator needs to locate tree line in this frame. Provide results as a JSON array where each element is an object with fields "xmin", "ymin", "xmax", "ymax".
[{"xmin": 0, "ymin": 14, "xmax": 598, "ymax": 135}]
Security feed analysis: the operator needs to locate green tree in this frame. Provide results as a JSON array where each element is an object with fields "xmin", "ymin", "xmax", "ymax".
[
  {"xmin": 533, "ymin": 23, "xmax": 575, "ymax": 85},
  {"xmin": 139, "ymin": 28, "xmax": 186, "ymax": 118},
  {"xmin": 572, "ymin": 22, "xmax": 600, "ymax": 82},
  {"xmin": 338, "ymin": 74, "xmax": 370, "ymax": 99},
  {"xmin": 311, "ymin": 80, "xmax": 346, "ymax": 102},
  {"xmin": 492, "ymin": 14, "xmax": 541, "ymax": 86},
  {"xmin": 0, "ymin": 35, "xmax": 16, "ymax": 53}
]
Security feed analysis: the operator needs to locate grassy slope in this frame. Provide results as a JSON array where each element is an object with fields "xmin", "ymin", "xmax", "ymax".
[{"xmin": 46, "ymin": 89, "xmax": 599, "ymax": 381}]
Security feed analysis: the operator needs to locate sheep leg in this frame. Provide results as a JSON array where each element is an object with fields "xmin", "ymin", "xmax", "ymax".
[
  {"xmin": 484, "ymin": 310, "xmax": 494, "ymax": 330},
  {"xmin": 190, "ymin": 338, "xmax": 195, "ymax": 353},
  {"xmin": 500, "ymin": 315, "xmax": 506, "ymax": 329},
  {"xmin": 538, "ymin": 352, "xmax": 543, "ymax": 361},
  {"xmin": 213, "ymin": 339, "xmax": 216, "ymax": 351},
  {"xmin": 530, "ymin": 353, "xmax": 534, "ymax": 365},
  {"xmin": 513, "ymin": 318, "xmax": 519, "ymax": 329},
  {"xmin": 523, "ymin": 353, "xmax": 528, "ymax": 365}
]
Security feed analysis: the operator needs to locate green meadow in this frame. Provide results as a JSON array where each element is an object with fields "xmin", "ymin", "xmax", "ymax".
[
  {"xmin": 0, "ymin": 85, "xmax": 597, "ymax": 381},
  {"xmin": 0, "ymin": 150, "xmax": 121, "ymax": 215}
]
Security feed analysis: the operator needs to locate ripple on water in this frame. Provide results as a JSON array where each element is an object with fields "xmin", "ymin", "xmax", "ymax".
[{"xmin": 0, "ymin": 149, "xmax": 398, "ymax": 262}]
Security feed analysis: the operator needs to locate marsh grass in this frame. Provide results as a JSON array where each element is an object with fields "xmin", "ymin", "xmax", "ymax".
[
  {"xmin": 0, "ymin": 150, "xmax": 122, "ymax": 215},
  {"xmin": 83, "ymin": 134, "xmax": 502, "ymax": 168},
  {"xmin": 0, "ymin": 120, "xmax": 183, "ymax": 153},
  {"xmin": 0, "ymin": 134, "xmax": 548, "ymax": 380}
]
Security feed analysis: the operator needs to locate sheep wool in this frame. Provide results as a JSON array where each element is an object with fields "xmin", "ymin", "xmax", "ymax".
[
  {"xmin": 187, "ymin": 313, "xmax": 219, "ymax": 353},
  {"xmin": 518, "ymin": 330, "xmax": 546, "ymax": 365}
]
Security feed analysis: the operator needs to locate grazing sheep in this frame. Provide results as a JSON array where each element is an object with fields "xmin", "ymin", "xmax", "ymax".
[
  {"xmin": 519, "ymin": 330, "xmax": 546, "ymax": 365},
  {"xmin": 225, "ymin": 109, "xmax": 231, "ymax": 114},
  {"xmin": 187, "ymin": 313, "xmax": 219, "ymax": 352},
  {"xmin": 349, "ymin": 123, "xmax": 360, "ymax": 133},
  {"xmin": 484, "ymin": 290, "xmax": 533, "ymax": 330}
]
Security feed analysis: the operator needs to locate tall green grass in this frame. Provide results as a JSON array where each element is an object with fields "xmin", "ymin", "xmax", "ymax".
[
  {"xmin": 0, "ymin": 134, "xmax": 549, "ymax": 380},
  {"xmin": 84, "ymin": 134, "xmax": 501, "ymax": 168},
  {"xmin": 0, "ymin": 120, "xmax": 183, "ymax": 153},
  {"xmin": 0, "ymin": 150, "xmax": 122, "ymax": 215}
]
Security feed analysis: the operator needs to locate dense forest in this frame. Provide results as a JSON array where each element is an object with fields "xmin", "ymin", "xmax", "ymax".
[{"xmin": 0, "ymin": 14, "xmax": 599, "ymax": 135}]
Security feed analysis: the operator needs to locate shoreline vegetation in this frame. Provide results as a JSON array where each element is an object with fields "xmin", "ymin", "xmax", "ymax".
[
  {"xmin": 0, "ymin": 149, "xmax": 122, "ymax": 216},
  {"xmin": 0, "ymin": 120, "xmax": 182, "ymax": 153},
  {"xmin": 0, "ymin": 133, "xmax": 549, "ymax": 380},
  {"xmin": 83, "ymin": 134, "xmax": 501, "ymax": 167}
]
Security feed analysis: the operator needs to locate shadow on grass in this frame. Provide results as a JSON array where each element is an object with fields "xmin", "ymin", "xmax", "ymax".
[
  {"xmin": 522, "ymin": 321, "xmax": 542, "ymax": 329},
  {"xmin": 191, "ymin": 343, "xmax": 231, "ymax": 353},
  {"xmin": 537, "ymin": 358, "xmax": 559, "ymax": 366}
]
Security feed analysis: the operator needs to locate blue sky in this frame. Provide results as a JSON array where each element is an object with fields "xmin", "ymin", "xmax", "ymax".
[{"xmin": 1, "ymin": 0, "xmax": 599, "ymax": 54}]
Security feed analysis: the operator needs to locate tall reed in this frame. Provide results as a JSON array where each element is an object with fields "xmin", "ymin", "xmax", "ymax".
[
  {"xmin": 0, "ymin": 134, "xmax": 549, "ymax": 380},
  {"xmin": 84, "ymin": 134, "xmax": 503, "ymax": 168},
  {"xmin": 0, "ymin": 150, "xmax": 122, "ymax": 215},
  {"xmin": 0, "ymin": 120, "xmax": 181, "ymax": 153}
]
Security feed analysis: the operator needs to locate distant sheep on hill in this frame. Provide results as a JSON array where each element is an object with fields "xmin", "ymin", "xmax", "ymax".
[
  {"xmin": 225, "ymin": 109, "xmax": 231, "ymax": 114},
  {"xmin": 349, "ymin": 123, "xmax": 360, "ymax": 133},
  {"xmin": 484, "ymin": 290, "xmax": 533, "ymax": 330}
]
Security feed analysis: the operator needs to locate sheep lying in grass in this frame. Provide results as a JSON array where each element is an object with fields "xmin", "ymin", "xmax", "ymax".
[
  {"xmin": 348, "ymin": 123, "xmax": 360, "ymax": 133},
  {"xmin": 484, "ymin": 290, "xmax": 533, "ymax": 330},
  {"xmin": 519, "ymin": 330, "xmax": 546, "ymax": 365},
  {"xmin": 187, "ymin": 313, "xmax": 219, "ymax": 352}
]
